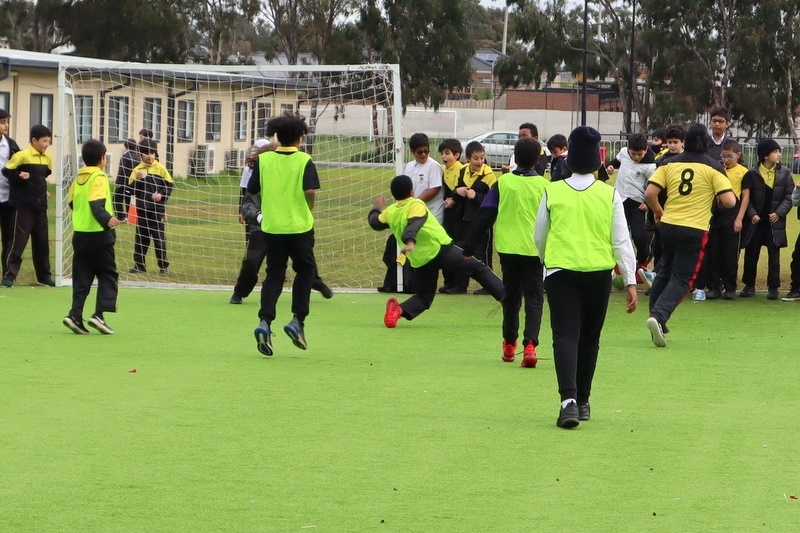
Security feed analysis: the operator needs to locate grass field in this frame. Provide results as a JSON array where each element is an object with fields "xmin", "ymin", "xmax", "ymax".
[{"xmin": 2, "ymin": 287, "xmax": 800, "ymax": 532}]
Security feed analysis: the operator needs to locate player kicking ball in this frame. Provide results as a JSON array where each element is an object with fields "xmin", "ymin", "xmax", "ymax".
[{"xmin": 368, "ymin": 174, "xmax": 504, "ymax": 327}]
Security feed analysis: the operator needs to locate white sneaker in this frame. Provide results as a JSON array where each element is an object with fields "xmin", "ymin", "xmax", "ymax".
[
  {"xmin": 646, "ymin": 317, "xmax": 667, "ymax": 347},
  {"xmin": 637, "ymin": 268, "xmax": 655, "ymax": 289},
  {"xmin": 692, "ymin": 289, "xmax": 706, "ymax": 302}
]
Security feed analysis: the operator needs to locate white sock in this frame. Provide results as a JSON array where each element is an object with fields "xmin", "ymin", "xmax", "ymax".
[{"xmin": 561, "ymin": 399, "xmax": 576, "ymax": 409}]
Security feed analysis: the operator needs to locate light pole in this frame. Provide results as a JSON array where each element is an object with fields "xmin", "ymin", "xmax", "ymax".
[
  {"xmin": 581, "ymin": 0, "xmax": 588, "ymax": 126},
  {"xmin": 627, "ymin": 0, "xmax": 636, "ymax": 133},
  {"xmin": 491, "ymin": 58, "xmax": 497, "ymax": 130}
]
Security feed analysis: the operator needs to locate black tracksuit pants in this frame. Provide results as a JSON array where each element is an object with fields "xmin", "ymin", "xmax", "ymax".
[
  {"xmin": 234, "ymin": 228, "xmax": 327, "ymax": 299},
  {"xmin": 742, "ymin": 221, "xmax": 782, "ymax": 290},
  {"xmin": 398, "ymin": 244, "xmax": 504, "ymax": 319},
  {"xmin": 70, "ymin": 242, "xmax": 118, "ymax": 320},
  {"xmin": 648, "ymin": 222, "xmax": 707, "ymax": 328},
  {"xmin": 499, "ymin": 253, "xmax": 543, "ymax": 346},
  {"xmin": 623, "ymin": 198, "xmax": 649, "ymax": 266},
  {"xmin": 0, "ymin": 200, "xmax": 14, "ymax": 272},
  {"xmin": 259, "ymin": 229, "xmax": 316, "ymax": 324},
  {"xmin": 703, "ymin": 208, "xmax": 740, "ymax": 293},
  {"xmin": 545, "ymin": 269, "xmax": 612, "ymax": 403},
  {"xmin": 133, "ymin": 213, "xmax": 168, "ymax": 271},
  {"xmin": 4, "ymin": 206, "xmax": 51, "ymax": 281}
]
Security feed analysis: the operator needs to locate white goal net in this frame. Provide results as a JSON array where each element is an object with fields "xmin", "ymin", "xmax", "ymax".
[{"xmin": 55, "ymin": 62, "xmax": 403, "ymax": 290}]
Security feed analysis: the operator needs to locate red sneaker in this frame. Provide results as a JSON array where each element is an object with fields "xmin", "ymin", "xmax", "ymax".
[
  {"xmin": 384, "ymin": 298, "xmax": 402, "ymax": 328},
  {"xmin": 502, "ymin": 340, "xmax": 516, "ymax": 362},
  {"xmin": 521, "ymin": 341, "xmax": 538, "ymax": 368}
]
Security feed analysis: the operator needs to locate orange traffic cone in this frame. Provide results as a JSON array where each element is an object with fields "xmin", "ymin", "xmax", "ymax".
[{"xmin": 127, "ymin": 201, "xmax": 138, "ymax": 226}]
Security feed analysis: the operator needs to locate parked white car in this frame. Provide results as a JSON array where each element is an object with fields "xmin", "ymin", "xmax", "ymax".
[
  {"xmin": 461, "ymin": 130, "xmax": 519, "ymax": 168},
  {"xmin": 462, "ymin": 130, "xmax": 550, "ymax": 170}
]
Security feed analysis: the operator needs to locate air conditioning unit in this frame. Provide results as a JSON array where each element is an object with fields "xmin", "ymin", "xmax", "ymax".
[
  {"xmin": 189, "ymin": 144, "xmax": 216, "ymax": 177},
  {"xmin": 225, "ymin": 148, "xmax": 246, "ymax": 170}
]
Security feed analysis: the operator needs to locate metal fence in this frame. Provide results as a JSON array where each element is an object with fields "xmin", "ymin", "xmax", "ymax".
[{"xmin": 600, "ymin": 139, "xmax": 800, "ymax": 173}]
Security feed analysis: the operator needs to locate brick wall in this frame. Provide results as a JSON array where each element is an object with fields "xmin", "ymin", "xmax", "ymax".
[{"xmin": 506, "ymin": 89, "xmax": 602, "ymax": 111}]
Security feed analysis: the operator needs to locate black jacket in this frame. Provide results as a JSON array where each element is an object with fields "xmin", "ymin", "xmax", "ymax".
[{"xmin": 742, "ymin": 164, "xmax": 794, "ymax": 248}]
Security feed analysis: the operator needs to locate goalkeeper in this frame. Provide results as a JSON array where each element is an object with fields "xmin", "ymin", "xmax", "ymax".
[
  {"xmin": 368, "ymin": 174, "xmax": 505, "ymax": 328},
  {"xmin": 246, "ymin": 114, "xmax": 319, "ymax": 356}
]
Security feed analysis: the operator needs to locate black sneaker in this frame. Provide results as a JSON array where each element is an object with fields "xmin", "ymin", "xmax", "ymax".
[
  {"xmin": 739, "ymin": 285, "xmax": 755, "ymax": 298},
  {"xmin": 474, "ymin": 288, "xmax": 490, "ymax": 295},
  {"xmin": 229, "ymin": 294, "xmax": 243, "ymax": 304},
  {"xmin": 1, "ymin": 277, "xmax": 13, "ymax": 287},
  {"xmin": 767, "ymin": 288, "xmax": 779, "ymax": 300},
  {"xmin": 782, "ymin": 289, "xmax": 800, "ymax": 302},
  {"xmin": 578, "ymin": 402, "xmax": 591, "ymax": 421},
  {"xmin": 254, "ymin": 320, "xmax": 274, "ymax": 356},
  {"xmin": 129, "ymin": 266, "xmax": 147, "ymax": 274},
  {"xmin": 723, "ymin": 290, "xmax": 736, "ymax": 300},
  {"xmin": 159, "ymin": 268, "xmax": 170, "ymax": 275},
  {"xmin": 37, "ymin": 278, "xmax": 56, "ymax": 287},
  {"xmin": 88, "ymin": 314, "xmax": 114, "ymax": 334},
  {"xmin": 317, "ymin": 283, "xmax": 334, "ymax": 299},
  {"xmin": 283, "ymin": 318, "xmax": 307, "ymax": 350},
  {"xmin": 443, "ymin": 287, "xmax": 468, "ymax": 294},
  {"xmin": 705, "ymin": 288, "xmax": 721, "ymax": 300},
  {"xmin": 557, "ymin": 402, "xmax": 580, "ymax": 428},
  {"xmin": 646, "ymin": 317, "xmax": 667, "ymax": 347},
  {"xmin": 63, "ymin": 316, "xmax": 90, "ymax": 334}
]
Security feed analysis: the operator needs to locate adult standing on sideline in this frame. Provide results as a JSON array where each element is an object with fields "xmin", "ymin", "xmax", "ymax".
[
  {"xmin": 644, "ymin": 124, "xmax": 735, "ymax": 347},
  {"xmin": 534, "ymin": 126, "xmax": 638, "ymax": 429}
]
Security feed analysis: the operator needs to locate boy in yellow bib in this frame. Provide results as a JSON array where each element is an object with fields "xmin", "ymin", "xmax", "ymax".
[
  {"xmin": 63, "ymin": 139, "xmax": 120, "ymax": 334},
  {"xmin": 368, "ymin": 175, "xmax": 504, "ymax": 328}
]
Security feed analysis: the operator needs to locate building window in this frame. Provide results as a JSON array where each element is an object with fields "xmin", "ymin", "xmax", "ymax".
[
  {"xmin": 205, "ymin": 101, "xmax": 222, "ymax": 142},
  {"xmin": 75, "ymin": 96, "xmax": 93, "ymax": 143},
  {"xmin": 280, "ymin": 103, "xmax": 294, "ymax": 115},
  {"xmin": 108, "ymin": 96, "xmax": 129, "ymax": 143},
  {"xmin": 30, "ymin": 94, "xmax": 54, "ymax": 130},
  {"xmin": 0, "ymin": 92, "xmax": 9, "ymax": 113},
  {"xmin": 256, "ymin": 102, "xmax": 271, "ymax": 138},
  {"xmin": 143, "ymin": 98, "xmax": 162, "ymax": 141},
  {"xmin": 177, "ymin": 100, "xmax": 195, "ymax": 142},
  {"xmin": 234, "ymin": 102, "xmax": 247, "ymax": 141}
]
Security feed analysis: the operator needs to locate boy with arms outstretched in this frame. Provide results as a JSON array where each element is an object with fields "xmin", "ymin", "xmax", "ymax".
[
  {"xmin": 368, "ymin": 175, "xmax": 504, "ymax": 328},
  {"xmin": 247, "ymin": 114, "xmax": 320, "ymax": 356},
  {"xmin": 462, "ymin": 137, "xmax": 548, "ymax": 367},
  {"xmin": 63, "ymin": 140, "xmax": 120, "ymax": 334}
]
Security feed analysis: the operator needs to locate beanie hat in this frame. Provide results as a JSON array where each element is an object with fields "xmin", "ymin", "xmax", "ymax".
[
  {"xmin": 757, "ymin": 139, "xmax": 781, "ymax": 161},
  {"xmin": 0, "ymin": 109, "xmax": 9, "ymax": 120},
  {"xmin": 566, "ymin": 126, "xmax": 602, "ymax": 174}
]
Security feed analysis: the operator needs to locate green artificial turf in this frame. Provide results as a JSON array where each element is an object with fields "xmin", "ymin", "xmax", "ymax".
[{"xmin": 2, "ymin": 287, "xmax": 799, "ymax": 532}]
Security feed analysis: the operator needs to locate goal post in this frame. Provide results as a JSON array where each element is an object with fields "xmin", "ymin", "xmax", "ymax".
[{"xmin": 55, "ymin": 61, "xmax": 405, "ymax": 291}]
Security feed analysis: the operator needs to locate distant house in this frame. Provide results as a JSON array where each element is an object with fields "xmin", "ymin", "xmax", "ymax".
[{"xmin": 0, "ymin": 47, "xmax": 306, "ymax": 178}]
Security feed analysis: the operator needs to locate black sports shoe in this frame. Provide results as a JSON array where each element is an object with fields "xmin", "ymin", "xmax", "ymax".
[
  {"xmin": 88, "ymin": 314, "xmax": 114, "ymax": 334},
  {"xmin": 159, "ymin": 268, "xmax": 170, "ymax": 275},
  {"xmin": 317, "ymin": 283, "xmax": 334, "ymax": 299},
  {"xmin": 557, "ymin": 402, "xmax": 580, "ymax": 428},
  {"xmin": 129, "ymin": 266, "xmax": 147, "ymax": 274},
  {"xmin": 474, "ymin": 288, "xmax": 490, "ymax": 295},
  {"xmin": 63, "ymin": 316, "xmax": 90, "ymax": 334},
  {"xmin": 767, "ymin": 288, "xmax": 779, "ymax": 300},
  {"xmin": 283, "ymin": 318, "xmax": 307, "ymax": 350},
  {"xmin": 444, "ymin": 287, "xmax": 468, "ymax": 294},
  {"xmin": 723, "ymin": 290, "xmax": 736, "ymax": 300},
  {"xmin": 705, "ymin": 288, "xmax": 721, "ymax": 300},
  {"xmin": 782, "ymin": 289, "xmax": 800, "ymax": 302},
  {"xmin": 254, "ymin": 321, "xmax": 274, "ymax": 356},
  {"xmin": 578, "ymin": 402, "xmax": 591, "ymax": 421},
  {"xmin": 229, "ymin": 294, "xmax": 243, "ymax": 304},
  {"xmin": 739, "ymin": 285, "xmax": 755, "ymax": 298},
  {"xmin": 37, "ymin": 278, "xmax": 56, "ymax": 287}
]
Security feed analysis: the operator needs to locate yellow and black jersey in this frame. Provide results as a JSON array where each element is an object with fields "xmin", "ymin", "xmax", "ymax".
[
  {"xmin": 648, "ymin": 152, "xmax": 732, "ymax": 231},
  {"xmin": 2, "ymin": 144, "xmax": 53, "ymax": 209}
]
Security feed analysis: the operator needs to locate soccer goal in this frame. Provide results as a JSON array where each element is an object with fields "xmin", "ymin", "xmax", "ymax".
[{"xmin": 55, "ymin": 62, "xmax": 404, "ymax": 290}]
